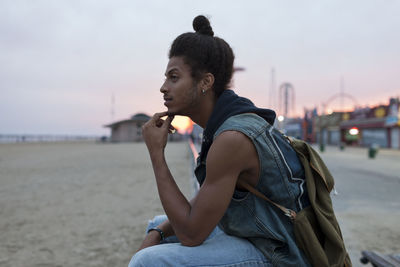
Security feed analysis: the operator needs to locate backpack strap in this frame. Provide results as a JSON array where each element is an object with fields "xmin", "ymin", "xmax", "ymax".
[{"xmin": 236, "ymin": 179, "xmax": 297, "ymax": 220}]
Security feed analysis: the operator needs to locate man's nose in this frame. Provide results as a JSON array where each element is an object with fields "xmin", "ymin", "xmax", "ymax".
[{"xmin": 160, "ymin": 82, "xmax": 167, "ymax": 93}]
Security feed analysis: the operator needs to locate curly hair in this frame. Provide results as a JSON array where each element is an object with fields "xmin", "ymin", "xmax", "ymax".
[{"xmin": 168, "ymin": 15, "xmax": 235, "ymax": 97}]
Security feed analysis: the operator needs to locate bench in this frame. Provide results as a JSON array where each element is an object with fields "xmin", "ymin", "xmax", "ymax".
[{"xmin": 360, "ymin": 250, "xmax": 400, "ymax": 267}]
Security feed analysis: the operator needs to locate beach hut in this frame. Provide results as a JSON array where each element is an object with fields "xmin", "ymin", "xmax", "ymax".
[{"xmin": 105, "ymin": 113, "xmax": 151, "ymax": 142}]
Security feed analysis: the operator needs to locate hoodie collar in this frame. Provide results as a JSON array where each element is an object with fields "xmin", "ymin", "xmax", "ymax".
[{"xmin": 199, "ymin": 89, "xmax": 276, "ymax": 162}]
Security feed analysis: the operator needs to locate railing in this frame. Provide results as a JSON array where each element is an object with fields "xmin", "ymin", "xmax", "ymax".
[
  {"xmin": 188, "ymin": 139, "xmax": 200, "ymax": 195},
  {"xmin": 0, "ymin": 134, "xmax": 102, "ymax": 143}
]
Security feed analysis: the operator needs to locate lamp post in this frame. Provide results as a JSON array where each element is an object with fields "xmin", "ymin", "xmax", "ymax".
[
  {"xmin": 277, "ymin": 115, "xmax": 285, "ymax": 131},
  {"xmin": 319, "ymin": 104, "xmax": 325, "ymax": 153}
]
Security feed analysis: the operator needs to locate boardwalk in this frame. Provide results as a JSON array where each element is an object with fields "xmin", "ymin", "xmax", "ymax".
[{"xmin": 317, "ymin": 145, "xmax": 400, "ymax": 266}]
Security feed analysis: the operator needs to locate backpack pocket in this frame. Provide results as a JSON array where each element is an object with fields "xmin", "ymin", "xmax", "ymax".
[{"xmin": 293, "ymin": 206, "xmax": 329, "ymax": 267}]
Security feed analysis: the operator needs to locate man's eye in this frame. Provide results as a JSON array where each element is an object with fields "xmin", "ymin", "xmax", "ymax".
[{"xmin": 170, "ymin": 75, "xmax": 178, "ymax": 81}]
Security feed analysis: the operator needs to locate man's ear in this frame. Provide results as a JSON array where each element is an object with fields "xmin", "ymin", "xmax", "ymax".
[{"xmin": 201, "ymin": 73, "xmax": 215, "ymax": 91}]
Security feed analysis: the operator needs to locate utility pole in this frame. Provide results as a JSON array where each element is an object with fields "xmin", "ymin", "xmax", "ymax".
[
  {"xmin": 269, "ymin": 68, "xmax": 276, "ymax": 110},
  {"xmin": 279, "ymin": 82, "xmax": 295, "ymax": 118},
  {"xmin": 111, "ymin": 93, "xmax": 115, "ymax": 122},
  {"xmin": 340, "ymin": 76, "xmax": 344, "ymax": 111}
]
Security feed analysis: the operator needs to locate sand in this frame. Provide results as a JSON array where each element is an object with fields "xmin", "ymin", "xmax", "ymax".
[
  {"xmin": 1, "ymin": 141, "xmax": 399, "ymax": 267},
  {"xmin": 0, "ymin": 142, "xmax": 192, "ymax": 267}
]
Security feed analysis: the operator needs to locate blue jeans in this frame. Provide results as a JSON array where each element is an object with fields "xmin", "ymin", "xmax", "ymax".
[{"xmin": 129, "ymin": 215, "xmax": 271, "ymax": 267}]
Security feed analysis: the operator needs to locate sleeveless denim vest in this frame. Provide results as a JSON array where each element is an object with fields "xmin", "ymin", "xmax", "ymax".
[{"xmin": 195, "ymin": 113, "xmax": 310, "ymax": 267}]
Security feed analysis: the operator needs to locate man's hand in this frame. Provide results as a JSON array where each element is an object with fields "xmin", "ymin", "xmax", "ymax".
[
  {"xmin": 142, "ymin": 112, "xmax": 175, "ymax": 155},
  {"xmin": 136, "ymin": 219, "xmax": 175, "ymax": 252},
  {"xmin": 136, "ymin": 230, "xmax": 162, "ymax": 252}
]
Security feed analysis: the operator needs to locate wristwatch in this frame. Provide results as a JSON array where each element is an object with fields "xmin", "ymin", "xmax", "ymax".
[{"xmin": 147, "ymin": 227, "xmax": 165, "ymax": 241}]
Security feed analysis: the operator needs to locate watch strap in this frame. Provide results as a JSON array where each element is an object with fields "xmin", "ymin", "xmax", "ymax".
[{"xmin": 147, "ymin": 227, "xmax": 165, "ymax": 241}]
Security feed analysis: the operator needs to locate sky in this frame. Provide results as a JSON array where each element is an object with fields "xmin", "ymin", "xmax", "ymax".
[{"xmin": 1, "ymin": 0, "xmax": 399, "ymax": 135}]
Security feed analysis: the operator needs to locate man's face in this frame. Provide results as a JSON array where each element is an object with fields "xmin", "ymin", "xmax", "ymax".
[{"xmin": 161, "ymin": 56, "xmax": 200, "ymax": 116}]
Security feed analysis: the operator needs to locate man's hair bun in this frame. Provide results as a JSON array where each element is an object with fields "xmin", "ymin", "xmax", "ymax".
[
  {"xmin": 192, "ymin": 15, "xmax": 214, "ymax": 37},
  {"xmin": 169, "ymin": 14, "xmax": 234, "ymax": 97}
]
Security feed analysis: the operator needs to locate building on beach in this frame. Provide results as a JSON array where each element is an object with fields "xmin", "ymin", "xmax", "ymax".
[
  {"xmin": 104, "ymin": 113, "xmax": 151, "ymax": 142},
  {"xmin": 339, "ymin": 98, "xmax": 400, "ymax": 149},
  {"xmin": 280, "ymin": 117, "xmax": 303, "ymax": 140},
  {"xmin": 104, "ymin": 113, "xmax": 186, "ymax": 142},
  {"xmin": 312, "ymin": 97, "xmax": 400, "ymax": 149},
  {"xmin": 314, "ymin": 112, "xmax": 344, "ymax": 146}
]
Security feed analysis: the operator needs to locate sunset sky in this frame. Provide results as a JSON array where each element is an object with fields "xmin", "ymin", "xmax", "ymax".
[{"xmin": 1, "ymin": 0, "xmax": 399, "ymax": 135}]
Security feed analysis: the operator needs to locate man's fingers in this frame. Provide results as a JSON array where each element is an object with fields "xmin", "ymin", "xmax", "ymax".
[
  {"xmin": 162, "ymin": 116, "xmax": 174, "ymax": 129},
  {"xmin": 154, "ymin": 111, "xmax": 169, "ymax": 118},
  {"xmin": 168, "ymin": 122, "xmax": 176, "ymax": 134},
  {"xmin": 156, "ymin": 119, "xmax": 164, "ymax": 127},
  {"xmin": 151, "ymin": 111, "xmax": 169, "ymax": 123},
  {"xmin": 149, "ymin": 111, "xmax": 169, "ymax": 128},
  {"xmin": 147, "ymin": 112, "xmax": 174, "ymax": 131}
]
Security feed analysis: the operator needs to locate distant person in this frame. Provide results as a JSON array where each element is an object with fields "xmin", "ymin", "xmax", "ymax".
[{"xmin": 129, "ymin": 15, "xmax": 310, "ymax": 266}]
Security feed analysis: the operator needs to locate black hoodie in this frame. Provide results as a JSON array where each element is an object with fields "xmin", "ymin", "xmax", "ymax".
[{"xmin": 197, "ymin": 89, "xmax": 276, "ymax": 183}]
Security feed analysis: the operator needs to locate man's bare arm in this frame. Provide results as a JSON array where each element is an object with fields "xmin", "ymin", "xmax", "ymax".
[
  {"xmin": 137, "ymin": 196, "xmax": 199, "ymax": 251},
  {"xmin": 142, "ymin": 114, "xmax": 256, "ymax": 246}
]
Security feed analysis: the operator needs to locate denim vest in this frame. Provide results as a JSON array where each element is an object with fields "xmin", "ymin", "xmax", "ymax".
[{"xmin": 195, "ymin": 113, "xmax": 310, "ymax": 266}]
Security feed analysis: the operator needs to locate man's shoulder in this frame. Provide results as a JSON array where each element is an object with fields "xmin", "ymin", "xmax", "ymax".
[
  {"xmin": 209, "ymin": 130, "xmax": 255, "ymax": 163},
  {"xmin": 224, "ymin": 113, "xmax": 265, "ymax": 125},
  {"xmin": 214, "ymin": 113, "xmax": 267, "ymax": 140},
  {"xmin": 206, "ymin": 129, "xmax": 257, "ymax": 179},
  {"xmin": 213, "ymin": 130, "xmax": 250, "ymax": 146}
]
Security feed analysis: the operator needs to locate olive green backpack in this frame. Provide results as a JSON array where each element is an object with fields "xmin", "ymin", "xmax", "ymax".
[{"xmin": 237, "ymin": 137, "xmax": 352, "ymax": 267}]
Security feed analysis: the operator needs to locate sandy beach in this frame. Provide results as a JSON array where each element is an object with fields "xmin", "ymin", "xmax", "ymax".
[
  {"xmin": 1, "ymin": 141, "xmax": 399, "ymax": 266},
  {"xmin": 0, "ymin": 142, "xmax": 192, "ymax": 267}
]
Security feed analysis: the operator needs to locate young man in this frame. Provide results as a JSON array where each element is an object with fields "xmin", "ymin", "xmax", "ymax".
[{"xmin": 129, "ymin": 15, "xmax": 310, "ymax": 266}]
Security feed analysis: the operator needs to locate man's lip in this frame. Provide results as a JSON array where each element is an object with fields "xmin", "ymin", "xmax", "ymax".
[{"xmin": 163, "ymin": 98, "xmax": 172, "ymax": 106}]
